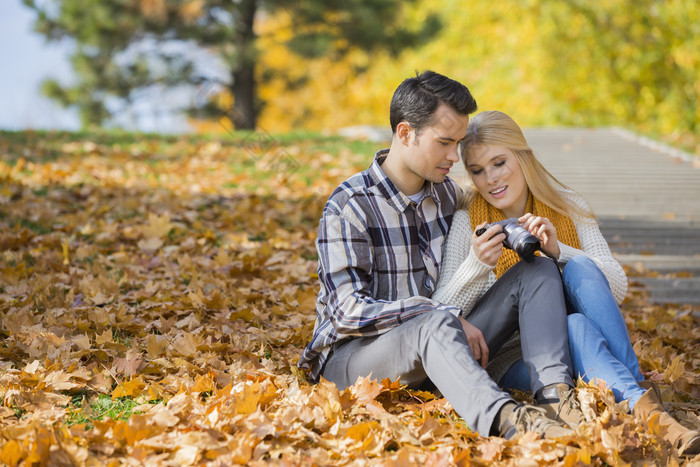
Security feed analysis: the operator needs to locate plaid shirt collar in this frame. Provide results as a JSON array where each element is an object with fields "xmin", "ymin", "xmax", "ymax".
[{"xmin": 370, "ymin": 149, "xmax": 443, "ymax": 212}]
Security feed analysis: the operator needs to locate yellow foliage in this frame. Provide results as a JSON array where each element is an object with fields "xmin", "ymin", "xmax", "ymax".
[
  {"xmin": 254, "ymin": 1, "xmax": 550, "ymax": 132},
  {"xmin": 112, "ymin": 376, "xmax": 147, "ymax": 398},
  {"xmin": 233, "ymin": 0, "xmax": 700, "ymax": 154}
]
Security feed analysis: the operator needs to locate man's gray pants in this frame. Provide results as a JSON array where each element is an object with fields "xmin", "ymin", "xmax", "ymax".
[{"xmin": 321, "ymin": 257, "xmax": 574, "ymax": 436}]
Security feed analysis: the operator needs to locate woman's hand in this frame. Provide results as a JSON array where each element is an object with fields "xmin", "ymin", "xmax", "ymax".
[
  {"xmin": 459, "ymin": 317, "xmax": 489, "ymax": 368},
  {"xmin": 472, "ymin": 223, "xmax": 505, "ymax": 267},
  {"xmin": 519, "ymin": 213, "xmax": 561, "ymax": 259}
]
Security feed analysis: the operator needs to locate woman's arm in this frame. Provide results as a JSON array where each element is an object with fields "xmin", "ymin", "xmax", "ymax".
[{"xmin": 432, "ymin": 210, "xmax": 496, "ymax": 315}]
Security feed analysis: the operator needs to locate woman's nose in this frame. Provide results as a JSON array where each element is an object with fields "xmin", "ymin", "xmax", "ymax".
[{"xmin": 486, "ymin": 167, "xmax": 499, "ymax": 184}]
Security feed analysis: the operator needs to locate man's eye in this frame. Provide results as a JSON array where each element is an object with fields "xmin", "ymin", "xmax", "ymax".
[{"xmin": 439, "ymin": 141, "xmax": 449, "ymax": 146}]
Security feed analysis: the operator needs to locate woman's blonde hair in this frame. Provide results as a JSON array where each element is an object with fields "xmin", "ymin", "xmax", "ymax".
[{"xmin": 459, "ymin": 110, "xmax": 595, "ymax": 222}]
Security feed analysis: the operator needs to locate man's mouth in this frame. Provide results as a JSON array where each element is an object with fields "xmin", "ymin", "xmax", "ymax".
[{"xmin": 438, "ymin": 167, "xmax": 451, "ymax": 175}]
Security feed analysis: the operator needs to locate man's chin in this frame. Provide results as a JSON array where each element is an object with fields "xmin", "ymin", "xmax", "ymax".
[{"xmin": 430, "ymin": 173, "xmax": 448, "ymax": 184}]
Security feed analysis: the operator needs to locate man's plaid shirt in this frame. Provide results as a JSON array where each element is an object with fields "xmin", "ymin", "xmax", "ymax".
[{"xmin": 299, "ymin": 150, "xmax": 463, "ymax": 380}]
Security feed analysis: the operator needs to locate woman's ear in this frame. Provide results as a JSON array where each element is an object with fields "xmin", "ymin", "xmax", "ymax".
[{"xmin": 396, "ymin": 121, "xmax": 412, "ymax": 146}]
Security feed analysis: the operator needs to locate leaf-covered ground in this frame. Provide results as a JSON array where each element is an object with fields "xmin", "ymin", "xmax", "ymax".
[{"xmin": 0, "ymin": 130, "xmax": 698, "ymax": 466}]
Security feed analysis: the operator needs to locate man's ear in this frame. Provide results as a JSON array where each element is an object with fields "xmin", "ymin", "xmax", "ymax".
[{"xmin": 396, "ymin": 121, "xmax": 413, "ymax": 146}]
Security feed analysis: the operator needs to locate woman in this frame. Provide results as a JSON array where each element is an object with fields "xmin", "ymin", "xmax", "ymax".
[{"xmin": 433, "ymin": 110, "xmax": 700, "ymax": 456}]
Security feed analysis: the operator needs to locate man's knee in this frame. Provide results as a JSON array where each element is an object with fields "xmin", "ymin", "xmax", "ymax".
[{"xmin": 406, "ymin": 310, "xmax": 463, "ymax": 343}]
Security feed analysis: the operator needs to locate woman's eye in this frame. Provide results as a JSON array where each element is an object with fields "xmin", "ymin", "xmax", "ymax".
[
  {"xmin": 471, "ymin": 169, "xmax": 483, "ymax": 175},
  {"xmin": 494, "ymin": 161, "xmax": 506, "ymax": 167}
]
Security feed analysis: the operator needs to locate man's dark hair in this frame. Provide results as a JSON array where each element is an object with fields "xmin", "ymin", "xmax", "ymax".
[{"xmin": 389, "ymin": 70, "xmax": 477, "ymax": 135}]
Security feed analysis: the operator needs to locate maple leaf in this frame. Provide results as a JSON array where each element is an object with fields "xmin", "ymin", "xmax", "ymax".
[
  {"xmin": 477, "ymin": 436, "xmax": 506, "ymax": 462},
  {"xmin": 112, "ymin": 350, "xmax": 144, "ymax": 377},
  {"xmin": 191, "ymin": 373, "xmax": 216, "ymax": 393},
  {"xmin": 137, "ymin": 236, "xmax": 164, "ymax": 252},
  {"xmin": 112, "ymin": 375, "xmax": 147, "ymax": 398},
  {"xmin": 141, "ymin": 213, "xmax": 173, "ymax": 239},
  {"xmin": 350, "ymin": 375, "xmax": 383, "ymax": 405},
  {"xmin": 663, "ymin": 355, "xmax": 686, "ymax": 382},
  {"xmin": 0, "ymin": 440, "xmax": 23, "ymax": 466}
]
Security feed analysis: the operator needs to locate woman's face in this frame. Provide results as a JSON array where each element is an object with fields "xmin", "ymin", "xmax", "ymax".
[{"xmin": 465, "ymin": 144, "xmax": 529, "ymax": 219}]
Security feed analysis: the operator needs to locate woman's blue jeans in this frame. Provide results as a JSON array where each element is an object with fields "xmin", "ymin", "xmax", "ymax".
[{"xmin": 499, "ymin": 256, "xmax": 646, "ymax": 408}]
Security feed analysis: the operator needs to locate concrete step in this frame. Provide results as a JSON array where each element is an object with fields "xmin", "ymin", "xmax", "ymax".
[{"xmin": 630, "ymin": 277, "xmax": 700, "ymax": 305}]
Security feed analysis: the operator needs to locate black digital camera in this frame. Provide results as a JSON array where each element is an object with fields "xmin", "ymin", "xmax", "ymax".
[{"xmin": 475, "ymin": 218, "xmax": 541, "ymax": 261}]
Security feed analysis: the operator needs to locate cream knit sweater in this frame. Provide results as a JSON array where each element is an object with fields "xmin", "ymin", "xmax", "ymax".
[{"xmin": 432, "ymin": 190, "xmax": 628, "ymax": 385}]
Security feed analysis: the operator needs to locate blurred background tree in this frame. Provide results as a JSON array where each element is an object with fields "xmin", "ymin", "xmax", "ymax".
[
  {"xmin": 22, "ymin": 0, "xmax": 440, "ymax": 130},
  {"xmin": 535, "ymin": 0, "xmax": 700, "ymax": 150},
  {"xmin": 23, "ymin": 0, "xmax": 700, "ymax": 154}
]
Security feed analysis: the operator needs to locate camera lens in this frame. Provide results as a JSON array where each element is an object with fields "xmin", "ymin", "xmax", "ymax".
[{"xmin": 503, "ymin": 223, "xmax": 541, "ymax": 260}]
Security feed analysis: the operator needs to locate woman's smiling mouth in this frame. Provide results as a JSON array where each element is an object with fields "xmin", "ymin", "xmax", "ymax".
[{"xmin": 490, "ymin": 186, "xmax": 507, "ymax": 198}]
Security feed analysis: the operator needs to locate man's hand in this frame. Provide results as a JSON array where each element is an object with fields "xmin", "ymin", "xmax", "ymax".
[
  {"xmin": 459, "ymin": 317, "xmax": 489, "ymax": 368},
  {"xmin": 472, "ymin": 223, "xmax": 505, "ymax": 266}
]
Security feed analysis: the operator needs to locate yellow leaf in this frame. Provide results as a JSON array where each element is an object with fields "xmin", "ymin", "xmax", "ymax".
[
  {"xmin": 202, "ymin": 289, "xmax": 227, "ymax": 310},
  {"xmin": 192, "ymin": 373, "xmax": 216, "ymax": 393},
  {"xmin": 146, "ymin": 334, "xmax": 168, "ymax": 357},
  {"xmin": 137, "ymin": 236, "xmax": 164, "ymax": 252},
  {"xmin": 663, "ymin": 355, "xmax": 685, "ymax": 382},
  {"xmin": 141, "ymin": 213, "xmax": 173, "ymax": 239},
  {"xmin": 0, "ymin": 440, "xmax": 23, "ymax": 466},
  {"xmin": 95, "ymin": 329, "xmax": 113, "ymax": 345},
  {"xmin": 187, "ymin": 289, "xmax": 205, "ymax": 309},
  {"xmin": 24, "ymin": 359, "xmax": 42, "ymax": 374},
  {"xmin": 173, "ymin": 332, "xmax": 199, "ymax": 357},
  {"xmin": 112, "ymin": 376, "xmax": 147, "ymax": 398},
  {"xmin": 72, "ymin": 334, "xmax": 92, "ymax": 351},
  {"xmin": 346, "ymin": 421, "xmax": 379, "ymax": 441},
  {"xmin": 234, "ymin": 380, "xmax": 277, "ymax": 415},
  {"xmin": 350, "ymin": 375, "xmax": 382, "ymax": 404}
]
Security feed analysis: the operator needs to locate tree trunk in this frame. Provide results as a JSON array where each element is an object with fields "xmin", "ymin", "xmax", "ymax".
[{"xmin": 230, "ymin": 0, "xmax": 258, "ymax": 130}]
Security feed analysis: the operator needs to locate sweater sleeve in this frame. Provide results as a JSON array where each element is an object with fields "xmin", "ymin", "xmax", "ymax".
[
  {"xmin": 432, "ymin": 209, "xmax": 496, "ymax": 316},
  {"xmin": 556, "ymin": 192, "xmax": 628, "ymax": 304}
]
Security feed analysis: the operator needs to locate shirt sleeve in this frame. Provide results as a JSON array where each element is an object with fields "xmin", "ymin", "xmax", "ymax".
[
  {"xmin": 317, "ymin": 211, "xmax": 461, "ymax": 337},
  {"xmin": 432, "ymin": 209, "xmax": 496, "ymax": 316}
]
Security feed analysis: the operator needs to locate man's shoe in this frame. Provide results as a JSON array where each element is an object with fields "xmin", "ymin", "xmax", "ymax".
[
  {"xmin": 536, "ymin": 383, "xmax": 585, "ymax": 428},
  {"xmin": 500, "ymin": 403, "xmax": 573, "ymax": 440}
]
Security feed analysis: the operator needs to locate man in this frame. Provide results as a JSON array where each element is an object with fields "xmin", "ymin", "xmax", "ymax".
[{"xmin": 298, "ymin": 71, "xmax": 578, "ymax": 439}]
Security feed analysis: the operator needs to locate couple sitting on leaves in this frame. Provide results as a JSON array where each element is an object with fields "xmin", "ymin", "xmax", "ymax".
[{"xmin": 298, "ymin": 71, "xmax": 700, "ymax": 457}]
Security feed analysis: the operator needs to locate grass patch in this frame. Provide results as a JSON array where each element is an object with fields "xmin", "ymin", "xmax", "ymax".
[
  {"xmin": 17, "ymin": 218, "xmax": 53, "ymax": 235},
  {"xmin": 66, "ymin": 394, "xmax": 155, "ymax": 428}
]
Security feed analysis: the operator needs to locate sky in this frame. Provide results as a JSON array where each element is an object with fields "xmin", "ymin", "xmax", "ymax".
[
  {"xmin": 0, "ymin": 0, "xmax": 192, "ymax": 133},
  {"xmin": 0, "ymin": 0, "xmax": 80, "ymax": 130}
]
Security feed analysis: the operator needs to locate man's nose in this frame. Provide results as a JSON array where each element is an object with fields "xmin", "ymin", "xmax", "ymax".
[{"xmin": 447, "ymin": 147, "xmax": 460, "ymax": 162}]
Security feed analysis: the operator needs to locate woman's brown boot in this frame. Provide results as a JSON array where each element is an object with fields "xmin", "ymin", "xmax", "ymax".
[{"xmin": 633, "ymin": 388, "xmax": 700, "ymax": 457}]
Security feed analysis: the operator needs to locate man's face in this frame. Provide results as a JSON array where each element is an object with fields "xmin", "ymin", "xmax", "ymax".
[{"xmin": 403, "ymin": 103, "xmax": 470, "ymax": 189}]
